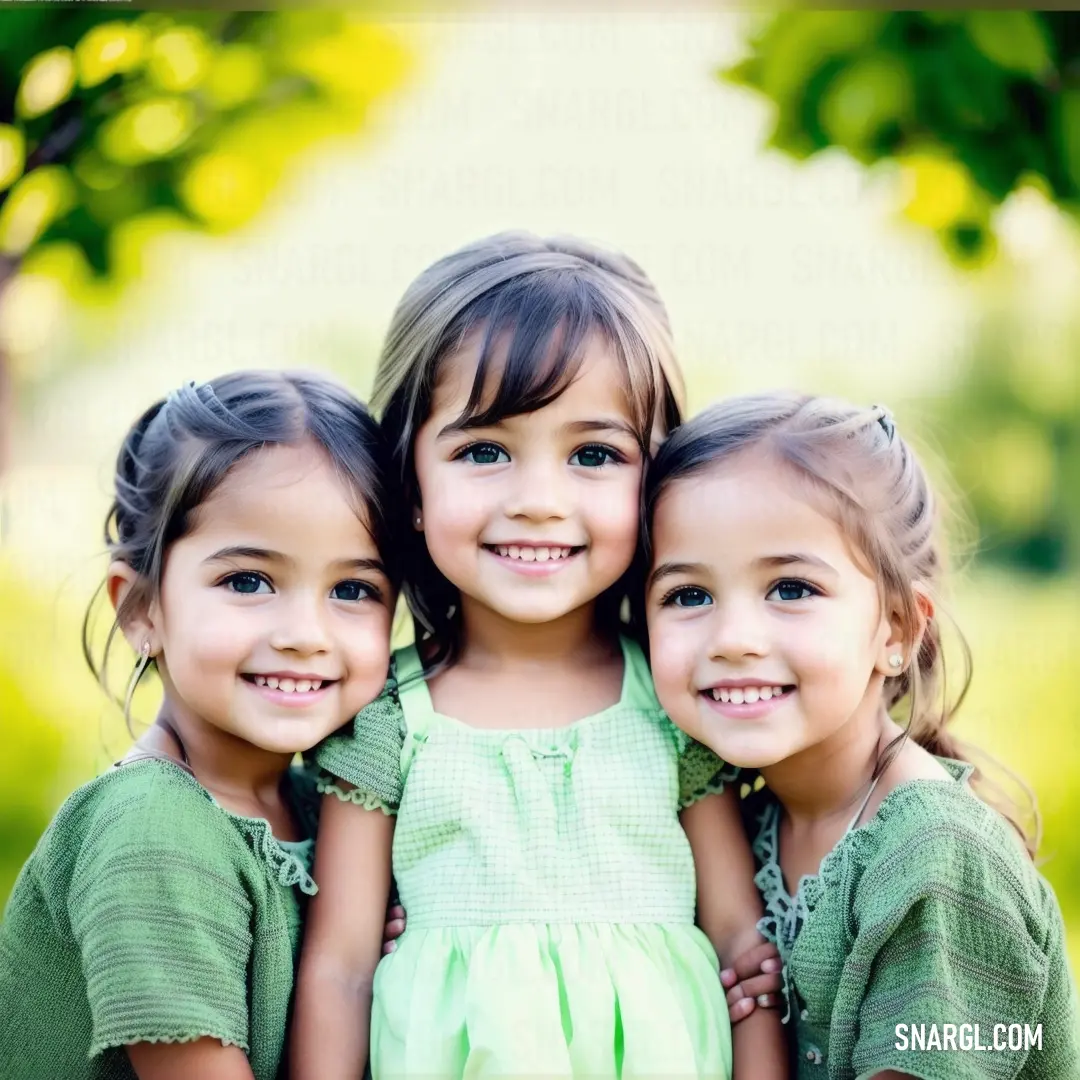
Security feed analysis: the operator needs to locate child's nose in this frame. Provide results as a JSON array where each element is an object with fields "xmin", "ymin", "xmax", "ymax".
[
  {"xmin": 269, "ymin": 593, "xmax": 331, "ymax": 655},
  {"xmin": 504, "ymin": 459, "xmax": 571, "ymax": 521},
  {"xmin": 705, "ymin": 601, "xmax": 769, "ymax": 661}
]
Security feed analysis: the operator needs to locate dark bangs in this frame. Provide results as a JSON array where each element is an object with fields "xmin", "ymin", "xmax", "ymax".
[
  {"xmin": 441, "ymin": 268, "xmax": 669, "ymax": 443},
  {"xmin": 374, "ymin": 232, "xmax": 684, "ymax": 669}
]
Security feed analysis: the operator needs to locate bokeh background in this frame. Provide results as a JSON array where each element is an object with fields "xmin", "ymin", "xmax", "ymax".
[{"xmin": 1, "ymin": 11, "xmax": 1077, "ymax": 975}]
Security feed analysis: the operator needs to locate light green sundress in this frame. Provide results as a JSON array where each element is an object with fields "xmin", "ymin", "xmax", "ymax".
[
  {"xmin": 313, "ymin": 639, "xmax": 734, "ymax": 1080},
  {"xmin": 315, "ymin": 637, "xmax": 737, "ymax": 1080}
]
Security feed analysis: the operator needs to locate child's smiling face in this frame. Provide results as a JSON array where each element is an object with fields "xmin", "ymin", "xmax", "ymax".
[
  {"xmin": 411, "ymin": 330, "xmax": 647, "ymax": 629},
  {"xmin": 646, "ymin": 451, "xmax": 897, "ymax": 769},
  {"xmin": 138, "ymin": 440, "xmax": 394, "ymax": 756}
]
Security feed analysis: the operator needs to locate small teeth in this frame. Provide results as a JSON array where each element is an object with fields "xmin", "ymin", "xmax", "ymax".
[
  {"xmin": 709, "ymin": 685, "xmax": 787, "ymax": 704},
  {"xmin": 253, "ymin": 675, "xmax": 323, "ymax": 693},
  {"xmin": 492, "ymin": 544, "xmax": 574, "ymax": 562}
]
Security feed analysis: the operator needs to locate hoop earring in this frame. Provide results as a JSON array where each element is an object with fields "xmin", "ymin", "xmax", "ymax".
[{"xmin": 123, "ymin": 641, "xmax": 152, "ymax": 736}]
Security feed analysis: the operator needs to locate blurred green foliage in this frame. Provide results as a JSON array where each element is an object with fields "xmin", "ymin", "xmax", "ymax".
[
  {"xmin": 927, "ymin": 309, "xmax": 1080, "ymax": 575},
  {"xmin": 0, "ymin": 10, "xmax": 408, "ymax": 318},
  {"xmin": 725, "ymin": 12, "xmax": 1080, "ymax": 267},
  {"xmin": 728, "ymin": 12, "xmax": 1080, "ymax": 576}
]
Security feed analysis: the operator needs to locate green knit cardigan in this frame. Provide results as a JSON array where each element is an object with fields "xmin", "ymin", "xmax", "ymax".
[
  {"xmin": 0, "ymin": 757, "xmax": 318, "ymax": 1080},
  {"xmin": 750, "ymin": 759, "xmax": 1080, "ymax": 1079}
]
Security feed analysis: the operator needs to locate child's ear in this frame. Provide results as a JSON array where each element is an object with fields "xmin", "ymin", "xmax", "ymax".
[
  {"xmin": 106, "ymin": 561, "xmax": 159, "ymax": 654},
  {"xmin": 875, "ymin": 584, "xmax": 934, "ymax": 676}
]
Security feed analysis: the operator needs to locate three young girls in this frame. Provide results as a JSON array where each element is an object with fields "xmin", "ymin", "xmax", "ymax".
[
  {"xmin": 0, "ymin": 371, "xmax": 402, "ymax": 1079},
  {"xmin": 1, "ymin": 232, "xmax": 1076, "ymax": 1080}
]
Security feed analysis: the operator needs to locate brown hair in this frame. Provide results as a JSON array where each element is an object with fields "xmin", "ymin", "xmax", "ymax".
[
  {"xmin": 84, "ymin": 369, "xmax": 402, "ymax": 724},
  {"xmin": 373, "ymin": 231, "xmax": 685, "ymax": 667},
  {"xmin": 645, "ymin": 391, "xmax": 1039, "ymax": 855}
]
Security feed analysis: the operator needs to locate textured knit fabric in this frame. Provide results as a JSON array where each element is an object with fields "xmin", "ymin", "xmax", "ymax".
[
  {"xmin": 748, "ymin": 759, "xmax": 1080, "ymax": 1080},
  {"xmin": 0, "ymin": 758, "xmax": 319, "ymax": 1080},
  {"xmin": 314, "ymin": 637, "xmax": 737, "ymax": 1079}
]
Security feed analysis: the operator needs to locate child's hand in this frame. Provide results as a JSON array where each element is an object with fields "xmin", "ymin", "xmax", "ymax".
[
  {"xmin": 720, "ymin": 941, "xmax": 784, "ymax": 1023},
  {"xmin": 382, "ymin": 903, "xmax": 406, "ymax": 954}
]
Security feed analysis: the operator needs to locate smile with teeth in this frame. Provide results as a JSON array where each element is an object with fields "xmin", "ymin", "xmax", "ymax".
[
  {"xmin": 246, "ymin": 675, "xmax": 328, "ymax": 694},
  {"xmin": 486, "ymin": 544, "xmax": 580, "ymax": 563},
  {"xmin": 707, "ymin": 685, "xmax": 792, "ymax": 704}
]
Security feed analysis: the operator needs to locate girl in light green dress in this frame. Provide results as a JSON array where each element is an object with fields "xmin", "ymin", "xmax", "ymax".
[
  {"xmin": 644, "ymin": 392, "xmax": 1080, "ymax": 1079},
  {"xmin": 292, "ymin": 233, "xmax": 788, "ymax": 1080}
]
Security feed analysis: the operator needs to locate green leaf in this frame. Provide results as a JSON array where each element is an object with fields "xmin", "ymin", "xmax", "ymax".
[
  {"xmin": 16, "ymin": 46, "xmax": 76, "ymax": 120},
  {"xmin": 75, "ymin": 21, "xmax": 148, "ymax": 88},
  {"xmin": 0, "ymin": 166, "xmax": 76, "ymax": 256},
  {"xmin": 818, "ymin": 54, "xmax": 914, "ymax": 156},
  {"xmin": 755, "ymin": 12, "xmax": 886, "ymax": 109},
  {"xmin": 965, "ymin": 12, "xmax": 1051, "ymax": 78},
  {"xmin": 98, "ymin": 97, "xmax": 196, "ymax": 165},
  {"xmin": 0, "ymin": 125, "xmax": 26, "ymax": 193},
  {"xmin": 1057, "ymin": 91, "xmax": 1080, "ymax": 193}
]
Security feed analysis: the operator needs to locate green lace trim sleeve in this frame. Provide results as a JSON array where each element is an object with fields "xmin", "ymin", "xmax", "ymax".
[
  {"xmin": 677, "ymin": 733, "xmax": 740, "ymax": 808},
  {"xmin": 313, "ymin": 676, "xmax": 405, "ymax": 814}
]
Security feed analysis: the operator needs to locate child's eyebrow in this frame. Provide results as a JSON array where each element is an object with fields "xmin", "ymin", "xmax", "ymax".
[
  {"xmin": 563, "ymin": 418, "xmax": 639, "ymax": 440},
  {"xmin": 205, "ymin": 545, "xmax": 282, "ymax": 564},
  {"xmin": 436, "ymin": 416, "xmax": 638, "ymax": 441},
  {"xmin": 436, "ymin": 417, "xmax": 487, "ymax": 440},
  {"xmin": 648, "ymin": 561, "xmax": 705, "ymax": 589},
  {"xmin": 204, "ymin": 547, "xmax": 388, "ymax": 577},
  {"xmin": 757, "ymin": 553, "xmax": 837, "ymax": 574}
]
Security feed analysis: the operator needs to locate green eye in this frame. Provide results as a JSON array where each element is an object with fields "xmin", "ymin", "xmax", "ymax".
[
  {"xmin": 460, "ymin": 443, "xmax": 508, "ymax": 465},
  {"xmin": 570, "ymin": 445, "xmax": 618, "ymax": 468},
  {"xmin": 224, "ymin": 572, "xmax": 270, "ymax": 595}
]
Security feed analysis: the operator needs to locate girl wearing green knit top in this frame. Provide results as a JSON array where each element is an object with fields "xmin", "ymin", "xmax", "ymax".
[
  {"xmin": 293, "ymin": 233, "xmax": 788, "ymax": 1080},
  {"xmin": 0, "ymin": 371, "xmax": 403, "ymax": 1080},
  {"xmin": 644, "ymin": 392, "xmax": 1080, "ymax": 1080}
]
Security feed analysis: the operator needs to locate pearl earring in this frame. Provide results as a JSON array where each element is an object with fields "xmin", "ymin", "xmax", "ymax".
[{"xmin": 888, "ymin": 653, "xmax": 903, "ymax": 670}]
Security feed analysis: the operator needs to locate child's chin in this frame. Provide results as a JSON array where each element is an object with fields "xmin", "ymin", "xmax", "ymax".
[
  {"xmin": 694, "ymin": 723, "xmax": 784, "ymax": 771},
  {"xmin": 246, "ymin": 721, "xmax": 330, "ymax": 757}
]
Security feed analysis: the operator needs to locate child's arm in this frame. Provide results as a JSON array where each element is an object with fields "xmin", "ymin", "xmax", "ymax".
[
  {"xmin": 682, "ymin": 788, "xmax": 789, "ymax": 1080},
  {"xmin": 127, "ymin": 1040, "xmax": 256, "ymax": 1079},
  {"xmin": 291, "ymin": 791, "xmax": 395, "ymax": 1080}
]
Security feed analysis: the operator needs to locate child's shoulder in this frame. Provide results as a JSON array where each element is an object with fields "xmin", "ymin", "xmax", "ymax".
[
  {"xmin": 43, "ymin": 759, "xmax": 239, "ymax": 867},
  {"xmin": 11, "ymin": 760, "xmax": 246, "ymax": 921},
  {"xmin": 854, "ymin": 758, "xmax": 1024, "ymax": 861},
  {"xmin": 841, "ymin": 759, "xmax": 1053, "ymax": 927}
]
